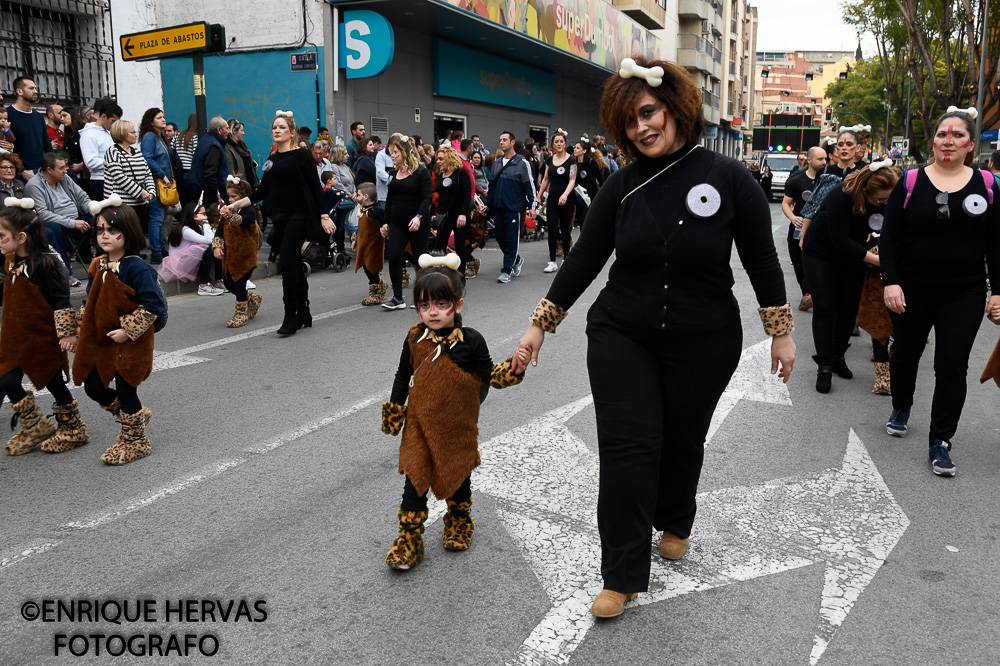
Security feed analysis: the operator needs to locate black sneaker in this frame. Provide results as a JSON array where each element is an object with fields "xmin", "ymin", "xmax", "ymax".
[
  {"xmin": 381, "ymin": 296, "xmax": 406, "ymax": 310},
  {"xmin": 928, "ymin": 440, "xmax": 956, "ymax": 476},
  {"xmin": 886, "ymin": 409, "xmax": 909, "ymax": 437}
]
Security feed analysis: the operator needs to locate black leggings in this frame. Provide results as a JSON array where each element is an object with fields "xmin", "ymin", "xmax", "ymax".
[
  {"xmin": 786, "ymin": 224, "xmax": 809, "ymax": 295},
  {"xmin": 803, "ymin": 250, "xmax": 864, "ymax": 363},
  {"xmin": 223, "ymin": 268, "xmax": 253, "ymax": 303},
  {"xmin": 547, "ymin": 200, "xmax": 574, "ymax": 261},
  {"xmin": 387, "ymin": 223, "xmax": 430, "ymax": 300},
  {"xmin": 271, "ymin": 217, "xmax": 308, "ymax": 309},
  {"xmin": 363, "ymin": 267, "xmax": 381, "ymax": 285},
  {"xmin": 83, "ymin": 368, "xmax": 141, "ymax": 415},
  {"xmin": 586, "ymin": 305, "xmax": 742, "ymax": 593},
  {"xmin": 0, "ymin": 367, "xmax": 73, "ymax": 406},
  {"xmin": 401, "ymin": 474, "xmax": 472, "ymax": 512},
  {"xmin": 198, "ymin": 245, "xmax": 222, "ymax": 284},
  {"xmin": 575, "ymin": 200, "xmax": 588, "ymax": 230},
  {"xmin": 889, "ymin": 286, "xmax": 984, "ymax": 445},
  {"xmin": 429, "ymin": 216, "xmax": 470, "ymax": 275}
]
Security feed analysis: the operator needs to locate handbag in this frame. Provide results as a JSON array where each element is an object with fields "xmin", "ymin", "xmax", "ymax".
[
  {"xmin": 156, "ymin": 137, "xmax": 179, "ymax": 206},
  {"xmin": 430, "ymin": 213, "xmax": 447, "ymax": 231}
]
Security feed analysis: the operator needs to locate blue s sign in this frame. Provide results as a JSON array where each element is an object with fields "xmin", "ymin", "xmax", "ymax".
[{"xmin": 337, "ymin": 10, "xmax": 394, "ymax": 79}]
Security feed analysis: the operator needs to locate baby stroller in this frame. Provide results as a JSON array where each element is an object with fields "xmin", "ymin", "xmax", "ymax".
[
  {"xmin": 299, "ymin": 204, "xmax": 352, "ymax": 275},
  {"xmin": 523, "ymin": 205, "xmax": 546, "ymax": 242}
]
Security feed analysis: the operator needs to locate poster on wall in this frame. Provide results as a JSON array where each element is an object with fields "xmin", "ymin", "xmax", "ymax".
[{"xmin": 439, "ymin": 0, "xmax": 661, "ymax": 71}]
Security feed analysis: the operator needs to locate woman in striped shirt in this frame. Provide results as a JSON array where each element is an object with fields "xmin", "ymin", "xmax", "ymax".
[
  {"xmin": 103, "ymin": 120, "xmax": 156, "ymax": 259},
  {"xmin": 172, "ymin": 113, "xmax": 199, "ymax": 205}
]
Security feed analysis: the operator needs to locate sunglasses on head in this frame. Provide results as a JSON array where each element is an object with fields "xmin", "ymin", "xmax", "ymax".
[{"xmin": 936, "ymin": 191, "xmax": 950, "ymax": 220}]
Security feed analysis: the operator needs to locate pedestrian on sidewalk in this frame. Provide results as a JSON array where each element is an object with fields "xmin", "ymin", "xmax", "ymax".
[
  {"xmin": 380, "ymin": 254, "xmax": 527, "ymax": 570},
  {"xmin": 512, "ymin": 56, "xmax": 795, "ymax": 619},
  {"xmin": 537, "ymin": 129, "xmax": 576, "ymax": 273},
  {"xmin": 481, "ymin": 130, "xmax": 535, "ymax": 283}
]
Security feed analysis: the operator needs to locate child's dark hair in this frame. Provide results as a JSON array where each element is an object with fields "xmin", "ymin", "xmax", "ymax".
[
  {"xmin": 206, "ymin": 202, "xmax": 221, "ymax": 228},
  {"xmin": 413, "ymin": 264, "xmax": 465, "ymax": 327},
  {"xmin": 95, "ymin": 204, "xmax": 146, "ymax": 254},
  {"xmin": 168, "ymin": 202, "xmax": 203, "ymax": 247},
  {"xmin": 0, "ymin": 206, "xmax": 59, "ymax": 271},
  {"xmin": 356, "ymin": 182, "xmax": 377, "ymax": 202},
  {"xmin": 226, "ymin": 178, "xmax": 252, "ymax": 199},
  {"xmin": 321, "ymin": 170, "xmax": 335, "ymax": 187}
]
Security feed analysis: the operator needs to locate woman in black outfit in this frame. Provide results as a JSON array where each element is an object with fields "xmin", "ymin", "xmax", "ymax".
[
  {"xmin": 536, "ymin": 130, "xmax": 576, "ymax": 273},
  {"xmin": 572, "ymin": 138, "xmax": 603, "ymax": 229},
  {"xmin": 223, "ymin": 112, "xmax": 334, "ymax": 336},
  {"xmin": 760, "ymin": 165, "xmax": 773, "ymax": 199},
  {"xmin": 881, "ymin": 108, "xmax": 1000, "ymax": 477},
  {"xmin": 802, "ymin": 161, "xmax": 898, "ymax": 393},
  {"xmin": 379, "ymin": 136, "xmax": 432, "ymax": 310},
  {"xmin": 431, "ymin": 145, "xmax": 472, "ymax": 277},
  {"xmin": 59, "ymin": 107, "xmax": 85, "ymax": 181},
  {"xmin": 513, "ymin": 57, "xmax": 795, "ymax": 619},
  {"xmin": 353, "ymin": 138, "xmax": 377, "ymax": 187}
]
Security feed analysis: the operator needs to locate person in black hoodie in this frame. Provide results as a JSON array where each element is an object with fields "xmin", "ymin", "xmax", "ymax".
[
  {"xmin": 512, "ymin": 57, "xmax": 795, "ymax": 619},
  {"xmin": 223, "ymin": 112, "xmax": 334, "ymax": 336}
]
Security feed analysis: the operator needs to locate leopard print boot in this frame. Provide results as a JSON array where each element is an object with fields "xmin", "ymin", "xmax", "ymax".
[
  {"xmin": 873, "ymin": 362, "xmax": 891, "ymax": 395},
  {"xmin": 442, "ymin": 495, "xmax": 474, "ymax": 551},
  {"xmin": 401, "ymin": 267, "xmax": 410, "ymax": 288},
  {"xmin": 41, "ymin": 399, "xmax": 90, "ymax": 453},
  {"xmin": 227, "ymin": 300, "xmax": 249, "ymax": 328},
  {"xmin": 5, "ymin": 392, "xmax": 57, "ymax": 456},
  {"xmin": 361, "ymin": 282, "xmax": 381, "ymax": 306},
  {"xmin": 247, "ymin": 291, "xmax": 263, "ymax": 319},
  {"xmin": 385, "ymin": 508, "xmax": 428, "ymax": 570},
  {"xmin": 101, "ymin": 407, "xmax": 152, "ymax": 465}
]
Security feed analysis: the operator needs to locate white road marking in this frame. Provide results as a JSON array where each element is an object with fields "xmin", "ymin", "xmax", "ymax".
[
  {"xmin": 0, "ymin": 541, "xmax": 62, "ymax": 571},
  {"xmin": 706, "ymin": 338, "xmax": 792, "ymax": 444}
]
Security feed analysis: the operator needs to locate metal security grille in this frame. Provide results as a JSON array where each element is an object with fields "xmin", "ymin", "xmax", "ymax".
[
  {"xmin": 0, "ymin": 0, "xmax": 115, "ymax": 108},
  {"xmin": 370, "ymin": 116, "xmax": 389, "ymax": 136}
]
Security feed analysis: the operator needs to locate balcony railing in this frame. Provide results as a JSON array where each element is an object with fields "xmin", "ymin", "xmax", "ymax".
[
  {"xmin": 678, "ymin": 32, "xmax": 722, "ymax": 64},
  {"xmin": 702, "ymin": 88, "xmax": 720, "ymax": 109},
  {"xmin": 729, "ymin": 60, "xmax": 736, "ymax": 75},
  {"xmin": 727, "ymin": 100, "xmax": 735, "ymax": 116},
  {"xmin": 731, "ymin": 18, "xmax": 737, "ymax": 33}
]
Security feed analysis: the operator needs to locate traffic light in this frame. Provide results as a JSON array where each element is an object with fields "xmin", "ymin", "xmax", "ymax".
[{"xmin": 825, "ymin": 108, "xmax": 832, "ymax": 122}]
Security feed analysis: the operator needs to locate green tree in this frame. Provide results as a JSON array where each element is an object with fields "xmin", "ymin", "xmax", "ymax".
[{"xmin": 824, "ymin": 59, "xmax": 890, "ymax": 144}]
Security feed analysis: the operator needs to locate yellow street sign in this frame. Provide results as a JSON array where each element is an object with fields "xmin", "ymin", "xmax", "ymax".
[{"xmin": 120, "ymin": 22, "xmax": 208, "ymax": 62}]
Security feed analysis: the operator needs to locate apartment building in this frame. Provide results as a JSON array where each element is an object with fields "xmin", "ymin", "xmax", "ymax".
[{"xmin": 754, "ymin": 50, "xmax": 855, "ymax": 131}]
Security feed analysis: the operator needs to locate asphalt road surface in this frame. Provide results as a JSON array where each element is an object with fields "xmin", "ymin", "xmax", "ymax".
[{"xmin": 2, "ymin": 203, "xmax": 999, "ymax": 665}]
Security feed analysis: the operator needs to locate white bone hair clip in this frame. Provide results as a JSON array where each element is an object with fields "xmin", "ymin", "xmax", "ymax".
[
  {"xmin": 619, "ymin": 58, "xmax": 664, "ymax": 87},
  {"xmin": 3, "ymin": 196, "xmax": 34, "ymax": 209},
  {"xmin": 275, "ymin": 110, "xmax": 293, "ymax": 118},
  {"xmin": 227, "ymin": 174, "xmax": 241, "ymax": 184},
  {"xmin": 418, "ymin": 253, "xmax": 461, "ymax": 271},
  {"xmin": 946, "ymin": 106, "xmax": 978, "ymax": 119},
  {"xmin": 89, "ymin": 193, "xmax": 122, "ymax": 215},
  {"xmin": 869, "ymin": 158, "xmax": 894, "ymax": 172}
]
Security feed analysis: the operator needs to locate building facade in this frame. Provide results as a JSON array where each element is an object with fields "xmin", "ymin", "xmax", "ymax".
[{"xmin": 754, "ymin": 50, "xmax": 854, "ymax": 132}]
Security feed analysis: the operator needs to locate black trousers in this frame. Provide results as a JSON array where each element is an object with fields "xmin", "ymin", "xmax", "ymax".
[
  {"xmin": 362, "ymin": 267, "xmax": 381, "ymax": 285},
  {"xmin": 271, "ymin": 217, "xmax": 308, "ymax": 310},
  {"xmin": 0, "ymin": 367, "xmax": 73, "ymax": 406},
  {"xmin": 401, "ymin": 474, "xmax": 472, "ymax": 512},
  {"xmin": 223, "ymin": 268, "xmax": 253, "ymax": 302},
  {"xmin": 429, "ymin": 216, "xmax": 470, "ymax": 275},
  {"xmin": 786, "ymin": 224, "xmax": 809, "ymax": 295},
  {"xmin": 586, "ymin": 305, "xmax": 742, "ymax": 593},
  {"xmin": 386, "ymin": 222, "xmax": 430, "ymax": 300},
  {"xmin": 803, "ymin": 250, "xmax": 864, "ymax": 363},
  {"xmin": 547, "ymin": 200, "xmax": 574, "ymax": 261},
  {"xmin": 888, "ymin": 286, "xmax": 984, "ymax": 445},
  {"xmin": 197, "ymin": 244, "xmax": 222, "ymax": 284},
  {"xmin": 83, "ymin": 368, "xmax": 141, "ymax": 415}
]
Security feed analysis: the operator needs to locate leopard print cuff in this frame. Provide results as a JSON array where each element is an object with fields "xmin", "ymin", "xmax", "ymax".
[
  {"xmin": 490, "ymin": 358, "xmax": 525, "ymax": 389},
  {"xmin": 53, "ymin": 307, "xmax": 78, "ymax": 338},
  {"xmin": 758, "ymin": 303, "xmax": 794, "ymax": 337},
  {"xmin": 529, "ymin": 298, "xmax": 568, "ymax": 334},
  {"xmin": 120, "ymin": 306, "xmax": 158, "ymax": 341},
  {"xmin": 226, "ymin": 213, "xmax": 243, "ymax": 226},
  {"xmin": 211, "ymin": 237, "xmax": 224, "ymax": 250},
  {"xmin": 382, "ymin": 401, "xmax": 406, "ymax": 436}
]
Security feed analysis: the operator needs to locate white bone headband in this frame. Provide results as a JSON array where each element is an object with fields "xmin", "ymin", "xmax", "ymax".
[
  {"xmin": 869, "ymin": 158, "xmax": 894, "ymax": 172},
  {"xmin": 275, "ymin": 110, "xmax": 293, "ymax": 119},
  {"xmin": 227, "ymin": 175, "xmax": 241, "ymax": 184},
  {"xmin": 619, "ymin": 58, "xmax": 664, "ymax": 87},
  {"xmin": 418, "ymin": 253, "xmax": 461, "ymax": 271},
  {"xmin": 555, "ymin": 127, "xmax": 567, "ymax": 135},
  {"xmin": 946, "ymin": 105, "xmax": 978, "ymax": 120},
  {"xmin": 3, "ymin": 196, "xmax": 34, "ymax": 209},
  {"xmin": 89, "ymin": 193, "xmax": 122, "ymax": 215},
  {"xmin": 400, "ymin": 135, "xmax": 410, "ymax": 142}
]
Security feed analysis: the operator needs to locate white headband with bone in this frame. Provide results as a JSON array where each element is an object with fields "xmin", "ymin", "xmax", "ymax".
[
  {"xmin": 89, "ymin": 193, "xmax": 123, "ymax": 215},
  {"xmin": 946, "ymin": 105, "xmax": 978, "ymax": 119},
  {"xmin": 275, "ymin": 110, "xmax": 293, "ymax": 119},
  {"xmin": 418, "ymin": 253, "xmax": 461, "ymax": 271},
  {"xmin": 227, "ymin": 175, "xmax": 241, "ymax": 184},
  {"xmin": 619, "ymin": 58, "xmax": 664, "ymax": 87},
  {"xmin": 869, "ymin": 158, "xmax": 894, "ymax": 172},
  {"xmin": 3, "ymin": 196, "xmax": 35, "ymax": 209}
]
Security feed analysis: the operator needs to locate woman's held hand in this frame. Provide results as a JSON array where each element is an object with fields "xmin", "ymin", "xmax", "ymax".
[
  {"xmin": 986, "ymin": 294, "xmax": 1000, "ymax": 324},
  {"xmin": 513, "ymin": 324, "xmax": 545, "ymax": 374},
  {"xmin": 408, "ymin": 216, "xmax": 421, "ymax": 231},
  {"xmin": 771, "ymin": 333, "xmax": 795, "ymax": 383},
  {"xmin": 884, "ymin": 284, "xmax": 906, "ymax": 314},
  {"xmin": 457, "ymin": 214, "xmax": 467, "ymax": 228}
]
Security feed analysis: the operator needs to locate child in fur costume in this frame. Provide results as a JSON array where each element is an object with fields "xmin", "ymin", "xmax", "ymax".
[
  {"xmin": 381, "ymin": 254, "xmax": 528, "ymax": 570},
  {"xmin": 73, "ymin": 199, "xmax": 165, "ymax": 465},
  {"xmin": 0, "ymin": 199, "xmax": 88, "ymax": 456},
  {"xmin": 213, "ymin": 176, "xmax": 262, "ymax": 328},
  {"xmin": 351, "ymin": 182, "xmax": 387, "ymax": 306}
]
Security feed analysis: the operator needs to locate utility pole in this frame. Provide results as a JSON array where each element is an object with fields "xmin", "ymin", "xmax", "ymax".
[{"xmin": 976, "ymin": 0, "xmax": 990, "ymax": 158}]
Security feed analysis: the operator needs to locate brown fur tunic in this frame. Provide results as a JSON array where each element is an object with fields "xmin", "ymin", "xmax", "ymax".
[
  {"xmin": 354, "ymin": 211, "xmax": 384, "ymax": 275},
  {"xmin": 0, "ymin": 257, "xmax": 68, "ymax": 388},
  {"xmin": 222, "ymin": 216, "xmax": 260, "ymax": 280},
  {"xmin": 980, "ymin": 336, "xmax": 1000, "ymax": 387},
  {"xmin": 856, "ymin": 270, "xmax": 893, "ymax": 345},
  {"xmin": 72, "ymin": 259, "xmax": 154, "ymax": 388},
  {"xmin": 398, "ymin": 324, "xmax": 483, "ymax": 499}
]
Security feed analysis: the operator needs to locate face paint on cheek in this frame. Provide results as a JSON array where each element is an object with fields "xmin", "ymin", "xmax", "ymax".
[
  {"xmin": 443, "ymin": 306, "xmax": 455, "ymax": 317},
  {"xmin": 660, "ymin": 109, "xmax": 668, "ymax": 131}
]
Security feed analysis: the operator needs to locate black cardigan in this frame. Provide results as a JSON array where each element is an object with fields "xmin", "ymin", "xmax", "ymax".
[
  {"xmin": 802, "ymin": 190, "xmax": 881, "ymax": 265},
  {"xmin": 250, "ymin": 148, "xmax": 325, "ymax": 220},
  {"xmin": 545, "ymin": 143, "xmax": 786, "ymax": 332}
]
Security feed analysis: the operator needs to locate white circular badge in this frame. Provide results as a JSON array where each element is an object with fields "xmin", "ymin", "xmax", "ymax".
[
  {"xmin": 963, "ymin": 193, "xmax": 988, "ymax": 217},
  {"xmin": 685, "ymin": 184, "xmax": 722, "ymax": 218},
  {"xmin": 580, "ymin": 170, "xmax": 588, "ymax": 179},
  {"xmin": 868, "ymin": 213, "xmax": 884, "ymax": 231},
  {"xmin": 442, "ymin": 177, "xmax": 453, "ymax": 187},
  {"xmin": 802, "ymin": 190, "xmax": 813, "ymax": 201},
  {"xmin": 262, "ymin": 160, "xmax": 273, "ymax": 173}
]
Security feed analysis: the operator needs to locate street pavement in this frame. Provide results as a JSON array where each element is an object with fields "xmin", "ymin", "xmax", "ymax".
[{"xmin": 2, "ymin": 203, "xmax": 999, "ymax": 665}]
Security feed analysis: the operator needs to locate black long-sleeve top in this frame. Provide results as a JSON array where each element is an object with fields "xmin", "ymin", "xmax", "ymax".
[
  {"xmin": 385, "ymin": 165, "xmax": 433, "ymax": 228},
  {"xmin": 545, "ymin": 143, "xmax": 786, "ymax": 332},
  {"xmin": 575, "ymin": 157, "xmax": 603, "ymax": 196},
  {"xmin": 802, "ymin": 190, "xmax": 881, "ymax": 265},
  {"xmin": 1, "ymin": 254, "xmax": 71, "ymax": 310},
  {"xmin": 390, "ymin": 326, "xmax": 494, "ymax": 405},
  {"xmin": 250, "ymin": 148, "xmax": 325, "ymax": 219},
  {"xmin": 880, "ymin": 167, "xmax": 1000, "ymax": 292},
  {"xmin": 435, "ymin": 168, "xmax": 471, "ymax": 223}
]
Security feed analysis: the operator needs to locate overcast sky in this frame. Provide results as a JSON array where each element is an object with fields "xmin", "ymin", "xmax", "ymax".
[{"xmin": 753, "ymin": 0, "xmax": 878, "ymax": 55}]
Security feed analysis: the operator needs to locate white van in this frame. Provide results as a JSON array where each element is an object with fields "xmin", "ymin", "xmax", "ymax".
[{"xmin": 761, "ymin": 153, "xmax": 801, "ymax": 201}]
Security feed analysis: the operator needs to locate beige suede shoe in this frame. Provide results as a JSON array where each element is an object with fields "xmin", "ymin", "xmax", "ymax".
[
  {"xmin": 659, "ymin": 531, "xmax": 690, "ymax": 560},
  {"xmin": 590, "ymin": 590, "xmax": 638, "ymax": 618}
]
